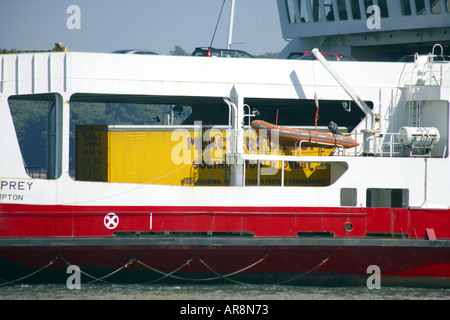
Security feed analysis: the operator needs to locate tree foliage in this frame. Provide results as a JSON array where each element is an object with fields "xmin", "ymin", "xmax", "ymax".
[
  {"xmin": 170, "ymin": 45, "xmax": 190, "ymax": 56},
  {"xmin": 9, "ymin": 98, "xmax": 191, "ymax": 175},
  {"xmin": 9, "ymin": 99, "xmax": 49, "ymax": 169},
  {"xmin": 255, "ymin": 52, "xmax": 279, "ymax": 59}
]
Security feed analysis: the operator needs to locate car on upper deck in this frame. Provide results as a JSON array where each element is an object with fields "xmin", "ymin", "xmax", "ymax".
[
  {"xmin": 286, "ymin": 52, "xmax": 311, "ymax": 59},
  {"xmin": 296, "ymin": 52, "xmax": 357, "ymax": 61},
  {"xmin": 112, "ymin": 49, "xmax": 158, "ymax": 55},
  {"xmin": 191, "ymin": 47, "xmax": 254, "ymax": 58}
]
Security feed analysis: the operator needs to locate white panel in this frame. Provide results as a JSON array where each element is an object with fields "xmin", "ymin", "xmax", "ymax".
[{"xmin": 0, "ymin": 51, "xmax": 448, "ymax": 210}]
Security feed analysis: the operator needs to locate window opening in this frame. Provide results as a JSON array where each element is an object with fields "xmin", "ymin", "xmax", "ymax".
[
  {"xmin": 429, "ymin": 0, "xmax": 441, "ymax": 13},
  {"xmin": 337, "ymin": 0, "xmax": 349, "ymax": 20},
  {"xmin": 400, "ymin": 0, "xmax": 412, "ymax": 15},
  {"xmin": 350, "ymin": 0, "xmax": 362, "ymax": 19},
  {"xmin": 415, "ymin": 0, "xmax": 427, "ymax": 14},
  {"xmin": 285, "ymin": 0, "xmax": 297, "ymax": 23},
  {"xmin": 364, "ymin": 0, "xmax": 374, "ymax": 17},
  {"xmin": 378, "ymin": 0, "xmax": 389, "ymax": 17},
  {"xmin": 8, "ymin": 94, "xmax": 63, "ymax": 179},
  {"xmin": 366, "ymin": 188, "xmax": 409, "ymax": 208},
  {"xmin": 324, "ymin": 0, "xmax": 335, "ymax": 21},
  {"xmin": 341, "ymin": 188, "xmax": 357, "ymax": 206},
  {"xmin": 310, "ymin": 0, "xmax": 323, "ymax": 21},
  {"xmin": 298, "ymin": 0, "xmax": 310, "ymax": 22}
]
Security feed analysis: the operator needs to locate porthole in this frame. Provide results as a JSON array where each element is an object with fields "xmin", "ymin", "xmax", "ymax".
[{"xmin": 344, "ymin": 222, "xmax": 354, "ymax": 233}]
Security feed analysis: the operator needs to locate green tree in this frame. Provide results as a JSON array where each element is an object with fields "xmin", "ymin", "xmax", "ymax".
[
  {"xmin": 255, "ymin": 52, "xmax": 279, "ymax": 59},
  {"xmin": 9, "ymin": 98, "xmax": 50, "ymax": 170},
  {"xmin": 170, "ymin": 45, "xmax": 190, "ymax": 56}
]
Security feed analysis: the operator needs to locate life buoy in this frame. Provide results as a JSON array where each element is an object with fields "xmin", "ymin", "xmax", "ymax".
[{"xmin": 251, "ymin": 120, "xmax": 359, "ymax": 149}]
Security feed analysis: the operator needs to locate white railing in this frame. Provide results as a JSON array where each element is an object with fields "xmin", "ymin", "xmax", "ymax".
[{"xmin": 378, "ymin": 133, "xmax": 402, "ymax": 157}]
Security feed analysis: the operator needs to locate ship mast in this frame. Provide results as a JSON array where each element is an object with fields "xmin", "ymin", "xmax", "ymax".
[{"xmin": 227, "ymin": 0, "xmax": 235, "ymax": 49}]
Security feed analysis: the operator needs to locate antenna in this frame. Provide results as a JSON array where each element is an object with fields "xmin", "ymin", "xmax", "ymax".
[
  {"xmin": 210, "ymin": 0, "xmax": 227, "ymax": 48},
  {"xmin": 227, "ymin": 0, "xmax": 236, "ymax": 49}
]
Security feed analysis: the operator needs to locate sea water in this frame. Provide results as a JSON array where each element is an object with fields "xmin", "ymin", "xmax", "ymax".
[
  {"xmin": 0, "ymin": 283, "xmax": 448, "ymax": 300},
  {"xmin": 0, "ymin": 283, "xmax": 447, "ymax": 319}
]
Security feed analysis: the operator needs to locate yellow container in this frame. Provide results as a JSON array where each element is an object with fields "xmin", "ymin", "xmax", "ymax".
[{"xmin": 75, "ymin": 125, "xmax": 331, "ymax": 186}]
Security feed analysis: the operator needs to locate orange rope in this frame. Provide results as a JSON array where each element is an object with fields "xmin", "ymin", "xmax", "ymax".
[{"xmin": 314, "ymin": 94, "xmax": 319, "ymax": 132}]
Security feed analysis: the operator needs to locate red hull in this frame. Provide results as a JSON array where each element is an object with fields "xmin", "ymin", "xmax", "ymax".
[
  {"xmin": 1, "ymin": 203, "xmax": 449, "ymax": 239},
  {"xmin": 0, "ymin": 238, "xmax": 449, "ymax": 287},
  {"xmin": 1, "ymin": 204, "xmax": 449, "ymax": 286}
]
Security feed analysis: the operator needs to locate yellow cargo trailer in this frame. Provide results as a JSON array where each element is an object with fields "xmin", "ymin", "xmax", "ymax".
[{"xmin": 75, "ymin": 125, "xmax": 331, "ymax": 186}]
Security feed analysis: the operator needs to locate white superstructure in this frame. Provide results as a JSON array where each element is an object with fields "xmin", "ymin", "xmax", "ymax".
[
  {"xmin": 0, "ymin": 48, "xmax": 449, "ymax": 210},
  {"xmin": 277, "ymin": 0, "xmax": 450, "ymax": 60}
]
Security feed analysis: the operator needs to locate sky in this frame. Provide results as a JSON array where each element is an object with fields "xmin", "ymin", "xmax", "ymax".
[{"xmin": 0, "ymin": 0, "xmax": 288, "ymax": 56}]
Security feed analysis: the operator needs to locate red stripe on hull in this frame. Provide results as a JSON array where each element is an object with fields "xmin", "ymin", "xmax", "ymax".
[{"xmin": 0, "ymin": 203, "xmax": 449, "ymax": 239}]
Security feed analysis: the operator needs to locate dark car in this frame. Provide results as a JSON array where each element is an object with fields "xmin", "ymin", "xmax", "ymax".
[
  {"xmin": 286, "ymin": 52, "xmax": 311, "ymax": 59},
  {"xmin": 191, "ymin": 47, "xmax": 253, "ymax": 58},
  {"xmin": 297, "ymin": 53, "xmax": 357, "ymax": 61}
]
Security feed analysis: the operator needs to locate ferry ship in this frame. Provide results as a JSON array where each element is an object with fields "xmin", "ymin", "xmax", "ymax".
[{"xmin": 0, "ymin": 1, "xmax": 449, "ymax": 287}]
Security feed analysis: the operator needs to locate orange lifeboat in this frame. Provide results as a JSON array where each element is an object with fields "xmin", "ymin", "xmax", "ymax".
[{"xmin": 251, "ymin": 120, "xmax": 359, "ymax": 149}]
